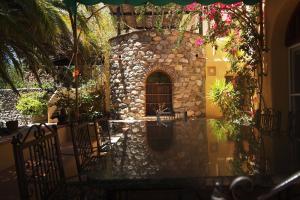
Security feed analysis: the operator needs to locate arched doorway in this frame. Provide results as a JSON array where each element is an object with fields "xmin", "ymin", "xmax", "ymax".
[{"xmin": 146, "ymin": 71, "xmax": 172, "ymax": 116}]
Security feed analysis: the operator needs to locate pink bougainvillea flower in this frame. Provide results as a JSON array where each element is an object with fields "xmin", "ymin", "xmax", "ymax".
[
  {"xmin": 195, "ymin": 38, "xmax": 205, "ymax": 46},
  {"xmin": 224, "ymin": 2, "xmax": 242, "ymax": 9},
  {"xmin": 212, "ymin": 22, "xmax": 218, "ymax": 30},
  {"xmin": 210, "ymin": 7, "xmax": 217, "ymax": 15},
  {"xmin": 207, "ymin": 7, "xmax": 217, "ymax": 20},
  {"xmin": 232, "ymin": 2, "xmax": 243, "ymax": 7},
  {"xmin": 219, "ymin": 3, "xmax": 226, "ymax": 9},
  {"xmin": 225, "ymin": 15, "xmax": 232, "ymax": 25},
  {"xmin": 208, "ymin": 13, "xmax": 215, "ymax": 20},
  {"xmin": 212, "ymin": 2, "xmax": 242, "ymax": 10},
  {"xmin": 184, "ymin": 2, "xmax": 199, "ymax": 12},
  {"xmin": 213, "ymin": 2, "xmax": 221, "ymax": 7}
]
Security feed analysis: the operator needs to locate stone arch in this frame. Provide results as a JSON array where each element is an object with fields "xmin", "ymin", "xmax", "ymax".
[
  {"xmin": 146, "ymin": 70, "xmax": 172, "ymax": 83},
  {"xmin": 143, "ymin": 66, "xmax": 178, "ymax": 83}
]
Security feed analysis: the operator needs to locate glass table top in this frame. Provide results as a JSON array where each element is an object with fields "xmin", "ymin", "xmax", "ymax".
[{"xmin": 87, "ymin": 118, "xmax": 299, "ymax": 186}]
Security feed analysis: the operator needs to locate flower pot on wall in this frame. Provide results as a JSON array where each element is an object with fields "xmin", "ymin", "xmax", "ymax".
[{"xmin": 6, "ymin": 120, "xmax": 18, "ymax": 132}]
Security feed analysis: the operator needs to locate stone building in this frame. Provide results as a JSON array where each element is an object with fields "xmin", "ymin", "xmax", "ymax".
[{"xmin": 109, "ymin": 30, "xmax": 206, "ymax": 119}]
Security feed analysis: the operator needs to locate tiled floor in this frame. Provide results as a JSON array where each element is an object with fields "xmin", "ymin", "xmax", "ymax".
[{"xmin": 0, "ymin": 166, "xmax": 19, "ymax": 200}]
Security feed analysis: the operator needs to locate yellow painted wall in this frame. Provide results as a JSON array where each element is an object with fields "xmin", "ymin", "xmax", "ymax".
[{"xmin": 205, "ymin": 40, "xmax": 231, "ymax": 118}]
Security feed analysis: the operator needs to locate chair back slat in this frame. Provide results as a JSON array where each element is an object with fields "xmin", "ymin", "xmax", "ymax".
[
  {"xmin": 12, "ymin": 124, "xmax": 65, "ymax": 200},
  {"xmin": 70, "ymin": 122, "xmax": 93, "ymax": 175},
  {"xmin": 93, "ymin": 119, "xmax": 112, "ymax": 154},
  {"xmin": 93, "ymin": 122, "xmax": 102, "ymax": 156}
]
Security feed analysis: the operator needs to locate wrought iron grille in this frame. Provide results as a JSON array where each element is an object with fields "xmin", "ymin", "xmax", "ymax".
[{"xmin": 12, "ymin": 124, "xmax": 65, "ymax": 200}]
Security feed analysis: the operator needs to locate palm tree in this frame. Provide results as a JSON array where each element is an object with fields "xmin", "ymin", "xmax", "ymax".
[
  {"xmin": 0, "ymin": 0, "xmax": 116, "ymax": 92},
  {"xmin": 0, "ymin": 0, "xmax": 70, "ymax": 92}
]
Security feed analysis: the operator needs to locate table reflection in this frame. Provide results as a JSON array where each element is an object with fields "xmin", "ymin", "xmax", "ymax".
[{"xmin": 88, "ymin": 118, "xmax": 264, "ymax": 182}]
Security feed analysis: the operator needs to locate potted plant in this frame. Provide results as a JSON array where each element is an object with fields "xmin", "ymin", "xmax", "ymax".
[{"xmin": 16, "ymin": 91, "xmax": 48, "ymax": 123}]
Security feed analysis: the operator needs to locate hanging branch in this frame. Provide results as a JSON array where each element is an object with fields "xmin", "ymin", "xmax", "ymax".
[{"xmin": 76, "ymin": 5, "xmax": 108, "ymax": 41}]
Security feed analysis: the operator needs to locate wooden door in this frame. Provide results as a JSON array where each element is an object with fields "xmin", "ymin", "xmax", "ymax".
[{"xmin": 146, "ymin": 72, "xmax": 172, "ymax": 115}]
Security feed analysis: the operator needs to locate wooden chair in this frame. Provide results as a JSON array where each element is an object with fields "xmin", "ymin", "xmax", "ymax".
[
  {"xmin": 70, "ymin": 122, "xmax": 108, "ymax": 180},
  {"xmin": 254, "ymin": 108, "xmax": 281, "ymax": 174},
  {"xmin": 11, "ymin": 123, "xmax": 84, "ymax": 200},
  {"xmin": 255, "ymin": 108, "xmax": 281, "ymax": 136},
  {"xmin": 93, "ymin": 119, "xmax": 111, "ymax": 153}
]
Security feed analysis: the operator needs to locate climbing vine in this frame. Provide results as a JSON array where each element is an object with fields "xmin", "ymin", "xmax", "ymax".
[{"xmin": 184, "ymin": 2, "xmax": 261, "ymax": 116}]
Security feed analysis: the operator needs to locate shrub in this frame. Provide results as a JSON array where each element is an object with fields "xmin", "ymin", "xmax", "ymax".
[
  {"xmin": 209, "ymin": 119, "xmax": 237, "ymax": 141},
  {"xmin": 209, "ymin": 79, "xmax": 253, "ymax": 138},
  {"xmin": 209, "ymin": 79, "xmax": 241, "ymax": 119},
  {"xmin": 16, "ymin": 91, "xmax": 48, "ymax": 116}
]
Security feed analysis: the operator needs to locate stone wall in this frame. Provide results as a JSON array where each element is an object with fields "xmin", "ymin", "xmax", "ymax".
[
  {"xmin": 110, "ymin": 30, "xmax": 206, "ymax": 119},
  {"xmin": 0, "ymin": 88, "xmax": 42, "ymax": 125}
]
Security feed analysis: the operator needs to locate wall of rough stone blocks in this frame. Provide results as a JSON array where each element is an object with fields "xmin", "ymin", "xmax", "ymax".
[
  {"xmin": 0, "ymin": 88, "xmax": 42, "ymax": 125},
  {"xmin": 109, "ymin": 30, "xmax": 206, "ymax": 119}
]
